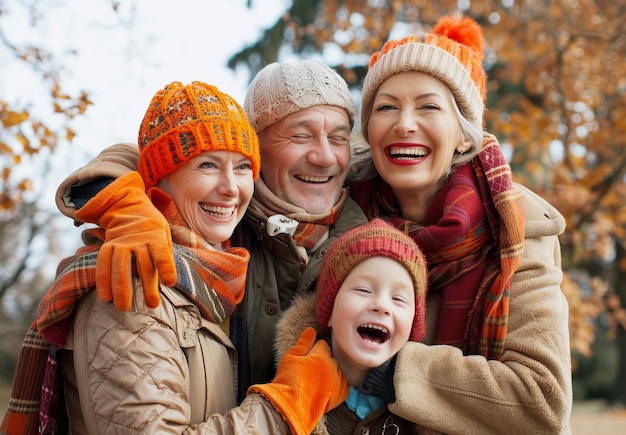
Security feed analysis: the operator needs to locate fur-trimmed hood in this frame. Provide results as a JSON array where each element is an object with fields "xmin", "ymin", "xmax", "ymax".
[
  {"xmin": 274, "ymin": 292, "xmax": 331, "ymax": 435},
  {"xmin": 274, "ymin": 292, "xmax": 321, "ymax": 364}
]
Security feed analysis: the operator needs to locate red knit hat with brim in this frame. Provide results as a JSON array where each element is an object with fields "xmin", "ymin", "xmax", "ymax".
[
  {"xmin": 361, "ymin": 15, "xmax": 487, "ymax": 143},
  {"xmin": 138, "ymin": 81, "xmax": 260, "ymax": 189},
  {"xmin": 315, "ymin": 218, "xmax": 428, "ymax": 342}
]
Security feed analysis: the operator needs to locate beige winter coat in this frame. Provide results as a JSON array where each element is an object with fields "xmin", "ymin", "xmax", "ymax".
[
  {"xmin": 275, "ymin": 185, "xmax": 572, "ymax": 435},
  {"xmin": 61, "ymin": 277, "xmax": 289, "ymax": 434},
  {"xmin": 389, "ymin": 185, "xmax": 573, "ymax": 434}
]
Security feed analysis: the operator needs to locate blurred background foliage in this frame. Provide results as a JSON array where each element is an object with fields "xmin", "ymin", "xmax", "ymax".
[{"xmin": 1, "ymin": 0, "xmax": 625, "ymax": 405}]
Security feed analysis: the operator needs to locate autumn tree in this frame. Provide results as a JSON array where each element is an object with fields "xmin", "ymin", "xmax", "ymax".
[
  {"xmin": 0, "ymin": 5, "xmax": 92, "ymax": 210},
  {"xmin": 229, "ymin": 0, "xmax": 626, "ymax": 402},
  {"xmin": 0, "ymin": 1, "xmax": 96, "ymax": 378}
]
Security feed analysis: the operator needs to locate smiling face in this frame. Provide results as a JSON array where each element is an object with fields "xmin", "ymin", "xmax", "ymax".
[
  {"xmin": 157, "ymin": 150, "xmax": 254, "ymax": 249},
  {"xmin": 367, "ymin": 71, "xmax": 468, "ymax": 216},
  {"xmin": 327, "ymin": 256, "xmax": 416, "ymax": 387},
  {"xmin": 258, "ymin": 105, "xmax": 352, "ymax": 214}
]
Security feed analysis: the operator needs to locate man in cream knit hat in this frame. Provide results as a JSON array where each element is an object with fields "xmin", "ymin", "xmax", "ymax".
[{"xmin": 53, "ymin": 59, "xmax": 369, "ymax": 400}]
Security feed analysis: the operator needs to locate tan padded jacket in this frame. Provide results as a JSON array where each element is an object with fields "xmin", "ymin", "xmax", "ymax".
[{"xmin": 61, "ymin": 276, "xmax": 289, "ymax": 434}]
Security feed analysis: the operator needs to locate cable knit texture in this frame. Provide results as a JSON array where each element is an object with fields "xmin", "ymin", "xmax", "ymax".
[
  {"xmin": 138, "ymin": 81, "xmax": 260, "ymax": 188},
  {"xmin": 244, "ymin": 59, "xmax": 356, "ymax": 132},
  {"xmin": 315, "ymin": 219, "xmax": 428, "ymax": 342},
  {"xmin": 361, "ymin": 15, "xmax": 487, "ymax": 141}
]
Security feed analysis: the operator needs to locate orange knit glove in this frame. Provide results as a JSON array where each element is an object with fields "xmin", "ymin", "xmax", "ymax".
[
  {"xmin": 75, "ymin": 171, "xmax": 176, "ymax": 310},
  {"xmin": 247, "ymin": 327, "xmax": 349, "ymax": 435}
]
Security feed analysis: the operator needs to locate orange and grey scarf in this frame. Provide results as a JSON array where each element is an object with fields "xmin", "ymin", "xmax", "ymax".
[
  {"xmin": 250, "ymin": 177, "xmax": 346, "ymax": 262},
  {"xmin": 0, "ymin": 188, "xmax": 249, "ymax": 435},
  {"xmin": 350, "ymin": 134, "xmax": 525, "ymax": 360}
]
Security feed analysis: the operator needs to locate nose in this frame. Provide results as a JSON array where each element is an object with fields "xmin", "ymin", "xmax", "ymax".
[
  {"xmin": 308, "ymin": 136, "xmax": 338, "ymax": 167},
  {"xmin": 217, "ymin": 168, "xmax": 239, "ymax": 197},
  {"xmin": 370, "ymin": 296, "xmax": 391, "ymax": 315},
  {"xmin": 393, "ymin": 110, "xmax": 418, "ymax": 136}
]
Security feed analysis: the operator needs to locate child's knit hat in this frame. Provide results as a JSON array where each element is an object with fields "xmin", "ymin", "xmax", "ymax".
[
  {"xmin": 244, "ymin": 59, "xmax": 356, "ymax": 133},
  {"xmin": 138, "ymin": 81, "xmax": 260, "ymax": 188},
  {"xmin": 361, "ymin": 15, "xmax": 487, "ymax": 142},
  {"xmin": 315, "ymin": 218, "xmax": 428, "ymax": 342}
]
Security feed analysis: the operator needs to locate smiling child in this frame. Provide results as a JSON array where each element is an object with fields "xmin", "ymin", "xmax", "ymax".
[{"xmin": 273, "ymin": 218, "xmax": 428, "ymax": 434}]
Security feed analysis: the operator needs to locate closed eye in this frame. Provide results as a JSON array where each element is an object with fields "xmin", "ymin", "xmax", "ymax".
[
  {"xmin": 392, "ymin": 296, "xmax": 410, "ymax": 305},
  {"xmin": 375, "ymin": 103, "xmax": 397, "ymax": 112}
]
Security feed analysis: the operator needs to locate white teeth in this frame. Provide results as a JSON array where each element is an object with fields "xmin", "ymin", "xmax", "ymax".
[
  {"xmin": 389, "ymin": 147, "xmax": 427, "ymax": 157},
  {"xmin": 362, "ymin": 323, "xmax": 388, "ymax": 334},
  {"xmin": 200, "ymin": 204, "xmax": 235, "ymax": 218},
  {"xmin": 297, "ymin": 175, "xmax": 331, "ymax": 183}
]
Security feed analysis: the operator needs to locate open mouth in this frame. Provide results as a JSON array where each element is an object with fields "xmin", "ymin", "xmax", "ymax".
[{"xmin": 357, "ymin": 323, "xmax": 390, "ymax": 344}]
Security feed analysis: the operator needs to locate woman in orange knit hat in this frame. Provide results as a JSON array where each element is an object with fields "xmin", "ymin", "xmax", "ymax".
[
  {"xmin": 1, "ymin": 81, "xmax": 347, "ymax": 435},
  {"xmin": 348, "ymin": 15, "xmax": 572, "ymax": 434}
]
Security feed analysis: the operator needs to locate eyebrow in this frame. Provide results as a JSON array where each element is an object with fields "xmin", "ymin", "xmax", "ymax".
[
  {"xmin": 286, "ymin": 118, "xmax": 352, "ymax": 134},
  {"xmin": 375, "ymin": 91, "xmax": 444, "ymax": 101}
]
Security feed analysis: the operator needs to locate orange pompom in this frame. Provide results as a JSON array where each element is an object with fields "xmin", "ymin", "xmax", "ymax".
[{"xmin": 433, "ymin": 15, "xmax": 485, "ymax": 61}]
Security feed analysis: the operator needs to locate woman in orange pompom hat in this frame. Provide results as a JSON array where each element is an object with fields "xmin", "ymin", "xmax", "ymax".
[{"xmin": 345, "ymin": 15, "xmax": 573, "ymax": 434}]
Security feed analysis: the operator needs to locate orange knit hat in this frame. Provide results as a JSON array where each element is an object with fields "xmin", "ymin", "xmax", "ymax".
[
  {"xmin": 361, "ymin": 15, "xmax": 486, "ymax": 142},
  {"xmin": 138, "ymin": 81, "xmax": 260, "ymax": 188},
  {"xmin": 315, "ymin": 219, "xmax": 428, "ymax": 342}
]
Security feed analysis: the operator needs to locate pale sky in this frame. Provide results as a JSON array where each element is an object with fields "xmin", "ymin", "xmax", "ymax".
[
  {"xmin": 2, "ymin": 0, "xmax": 289, "ymax": 208},
  {"xmin": 0, "ymin": 0, "xmax": 288, "ymax": 265}
]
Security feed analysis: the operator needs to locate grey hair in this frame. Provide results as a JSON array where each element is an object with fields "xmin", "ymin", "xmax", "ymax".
[{"xmin": 348, "ymin": 90, "xmax": 483, "ymax": 182}]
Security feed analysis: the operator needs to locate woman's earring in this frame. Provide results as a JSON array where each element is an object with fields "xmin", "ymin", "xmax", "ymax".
[{"xmin": 458, "ymin": 141, "xmax": 471, "ymax": 155}]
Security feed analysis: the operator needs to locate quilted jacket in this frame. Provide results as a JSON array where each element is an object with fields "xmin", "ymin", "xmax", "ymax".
[{"xmin": 61, "ymin": 277, "xmax": 289, "ymax": 434}]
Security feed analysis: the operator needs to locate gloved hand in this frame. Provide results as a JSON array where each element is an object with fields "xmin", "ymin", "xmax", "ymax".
[
  {"xmin": 75, "ymin": 171, "xmax": 177, "ymax": 310},
  {"xmin": 247, "ymin": 327, "xmax": 349, "ymax": 435},
  {"xmin": 359, "ymin": 355, "xmax": 397, "ymax": 403}
]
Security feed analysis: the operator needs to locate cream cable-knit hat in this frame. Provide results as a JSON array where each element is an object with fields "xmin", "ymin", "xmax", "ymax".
[{"xmin": 244, "ymin": 59, "xmax": 356, "ymax": 133}]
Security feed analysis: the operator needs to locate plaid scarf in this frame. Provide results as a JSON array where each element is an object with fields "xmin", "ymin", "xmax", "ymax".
[
  {"xmin": 154, "ymin": 187, "xmax": 249, "ymax": 322},
  {"xmin": 0, "ymin": 188, "xmax": 249, "ymax": 435},
  {"xmin": 350, "ymin": 134, "xmax": 525, "ymax": 360},
  {"xmin": 249, "ymin": 177, "xmax": 346, "ymax": 261}
]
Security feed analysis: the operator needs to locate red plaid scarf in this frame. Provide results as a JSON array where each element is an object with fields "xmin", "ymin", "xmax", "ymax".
[
  {"xmin": 350, "ymin": 134, "xmax": 525, "ymax": 360},
  {"xmin": 0, "ymin": 188, "xmax": 249, "ymax": 435},
  {"xmin": 0, "ymin": 237, "xmax": 100, "ymax": 435}
]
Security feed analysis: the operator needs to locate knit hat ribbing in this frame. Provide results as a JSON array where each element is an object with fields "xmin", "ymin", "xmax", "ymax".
[
  {"xmin": 138, "ymin": 81, "xmax": 260, "ymax": 188},
  {"xmin": 244, "ymin": 59, "xmax": 356, "ymax": 133},
  {"xmin": 315, "ymin": 218, "xmax": 428, "ymax": 342},
  {"xmin": 361, "ymin": 15, "xmax": 487, "ymax": 142}
]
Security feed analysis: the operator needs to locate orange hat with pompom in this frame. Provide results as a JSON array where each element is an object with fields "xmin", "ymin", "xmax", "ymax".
[{"xmin": 361, "ymin": 15, "xmax": 486, "ymax": 142}]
